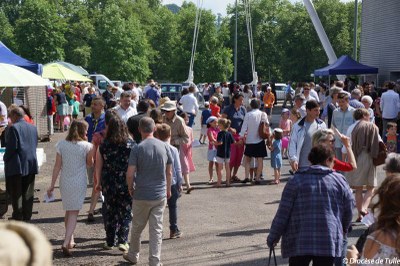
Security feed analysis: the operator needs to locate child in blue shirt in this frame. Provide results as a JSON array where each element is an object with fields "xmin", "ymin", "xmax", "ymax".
[
  {"xmin": 268, "ymin": 128, "xmax": 283, "ymax": 184},
  {"xmin": 215, "ymin": 118, "xmax": 235, "ymax": 187},
  {"xmin": 200, "ymin": 102, "xmax": 211, "ymax": 144}
]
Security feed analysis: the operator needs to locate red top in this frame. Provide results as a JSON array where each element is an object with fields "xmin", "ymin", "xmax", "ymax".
[
  {"xmin": 210, "ymin": 104, "xmax": 220, "ymax": 117},
  {"xmin": 333, "ymin": 158, "xmax": 353, "ymax": 172}
]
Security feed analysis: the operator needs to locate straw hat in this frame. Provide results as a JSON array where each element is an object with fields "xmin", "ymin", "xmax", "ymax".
[{"xmin": 160, "ymin": 101, "xmax": 177, "ymax": 111}]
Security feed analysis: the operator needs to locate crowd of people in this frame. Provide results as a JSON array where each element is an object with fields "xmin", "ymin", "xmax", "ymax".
[{"xmin": 2, "ymin": 77, "xmax": 400, "ymax": 265}]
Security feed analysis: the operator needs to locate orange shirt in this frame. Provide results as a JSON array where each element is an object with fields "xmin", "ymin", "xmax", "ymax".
[{"xmin": 263, "ymin": 92, "xmax": 275, "ymax": 108}]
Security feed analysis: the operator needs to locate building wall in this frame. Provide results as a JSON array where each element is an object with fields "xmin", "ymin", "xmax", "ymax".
[{"xmin": 360, "ymin": 0, "xmax": 400, "ymax": 85}]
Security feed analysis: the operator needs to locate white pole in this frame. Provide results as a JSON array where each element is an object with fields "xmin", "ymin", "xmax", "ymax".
[{"xmin": 303, "ymin": 0, "xmax": 337, "ymax": 65}]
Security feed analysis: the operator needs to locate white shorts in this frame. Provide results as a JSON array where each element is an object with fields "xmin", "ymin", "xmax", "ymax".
[
  {"xmin": 216, "ymin": 156, "xmax": 230, "ymax": 164},
  {"xmin": 201, "ymin": 124, "xmax": 207, "ymax": 135},
  {"xmin": 207, "ymin": 149, "xmax": 217, "ymax": 162}
]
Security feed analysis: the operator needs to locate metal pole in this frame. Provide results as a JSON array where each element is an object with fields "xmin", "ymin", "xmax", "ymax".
[
  {"xmin": 234, "ymin": 0, "xmax": 238, "ymax": 82},
  {"xmin": 353, "ymin": 0, "xmax": 358, "ymax": 60}
]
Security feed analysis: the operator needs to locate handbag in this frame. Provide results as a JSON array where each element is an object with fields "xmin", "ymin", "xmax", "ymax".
[
  {"xmin": 268, "ymin": 246, "xmax": 277, "ymax": 266},
  {"xmin": 258, "ymin": 113, "xmax": 270, "ymax": 139},
  {"xmin": 372, "ymin": 141, "xmax": 387, "ymax": 166}
]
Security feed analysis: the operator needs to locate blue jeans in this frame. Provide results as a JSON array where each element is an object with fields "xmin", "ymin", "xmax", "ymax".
[
  {"xmin": 167, "ymin": 184, "xmax": 180, "ymax": 231},
  {"xmin": 187, "ymin": 113, "xmax": 195, "ymax": 128}
]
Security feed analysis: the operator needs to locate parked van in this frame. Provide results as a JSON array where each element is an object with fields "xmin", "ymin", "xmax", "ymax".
[{"xmin": 89, "ymin": 74, "xmax": 114, "ymax": 93}]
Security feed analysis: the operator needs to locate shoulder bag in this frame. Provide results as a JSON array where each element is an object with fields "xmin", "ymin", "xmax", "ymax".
[{"xmin": 372, "ymin": 141, "xmax": 387, "ymax": 166}]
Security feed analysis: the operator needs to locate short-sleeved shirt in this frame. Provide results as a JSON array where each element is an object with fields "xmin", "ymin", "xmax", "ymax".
[
  {"xmin": 201, "ymin": 109, "xmax": 212, "ymax": 125},
  {"xmin": 56, "ymin": 92, "xmax": 67, "ymax": 105},
  {"xmin": 210, "ymin": 104, "xmax": 220, "ymax": 117},
  {"xmin": 216, "ymin": 131, "xmax": 235, "ymax": 158},
  {"xmin": 222, "ymin": 104, "xmax": 246, "ymax": 133},
  {"xmin": 128, "ymin": 138, "xmax": 172, "ymax": 200},
  {"xmin": 85, "ymin": 113, "xmax": 106, "ymax": 142},
  {"xmin": 83, "ymin": 93, "xmax": 96, "ymax": 107}
]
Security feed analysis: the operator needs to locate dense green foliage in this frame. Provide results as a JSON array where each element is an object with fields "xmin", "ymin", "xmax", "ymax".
[{"xmin": 0, "ymin": 0, "xmax": 360, "ymax": 83}]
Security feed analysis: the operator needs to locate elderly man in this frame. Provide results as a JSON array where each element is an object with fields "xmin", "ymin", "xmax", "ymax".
[
  {"xmin": 4, "ymin": 106, "xmax": 38, "ymax": 221},
  {"xmin": 293, "ymin": 94, "xmax": 307, "ymax": 118},
  {"xmin": 161, "ymin": 101, "xmax": 189, "ymax": 150},
  {"xmin": 124, "ymin": 117, "xmax": 172, "ymax": 266},
  {"xmin": 289, "ymin": 99, "xmax": 327, "ymax": 172},
  {"xmin": 178, "ymin": 85, "xmax": 199, "ymax": 127},
  {"xmin": 114, "ymin": 92, "xmax": 137, "ymax": 123}
]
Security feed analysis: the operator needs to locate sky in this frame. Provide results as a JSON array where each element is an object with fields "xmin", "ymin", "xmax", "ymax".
[{"xmin": 162, "ymin": 0, "xmax": 354, "ymax": 16}]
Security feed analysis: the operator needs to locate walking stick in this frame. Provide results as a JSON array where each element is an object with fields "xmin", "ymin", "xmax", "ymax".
[{"xmin": 268, "ymin": 246, "xmax": 277, "ymax": 266}]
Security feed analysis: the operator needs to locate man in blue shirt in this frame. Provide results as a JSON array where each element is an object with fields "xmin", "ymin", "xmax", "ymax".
[{"xmin": 283, "ymin": 81, "xmax": 294, "ymax": 108}]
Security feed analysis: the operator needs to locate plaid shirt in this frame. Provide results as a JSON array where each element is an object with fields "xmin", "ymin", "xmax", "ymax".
[{"xmin": 267, "ymin": 165, "xmax": 354, "ymax": 258}]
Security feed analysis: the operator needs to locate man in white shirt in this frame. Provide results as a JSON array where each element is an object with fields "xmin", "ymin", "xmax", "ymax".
[
  {"xmin": 114, "ymin": 92, "xmax": 137, "ymax": 123},
  {"xmin": 178, "ymin": 85, "xmax": 199, "ymax": 127},
  {"xmin": 301, "ymin": 83, "xmax": 318, "ymax": 102},
  {"xmin": 239, "ymin": 99, "xmax": 269, "ymax": 184},
  {"xmin": 381, "ymin": 81, "xmax": 400, "ymax": 134}
]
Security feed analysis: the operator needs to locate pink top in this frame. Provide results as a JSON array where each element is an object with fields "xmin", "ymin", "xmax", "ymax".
[
  {"xmin": 279, "ymin": 118, "xmax": 292, "ymax": 137},
  {"xmin": 207, "ymin": 127, "xmax": 220, "ymax": 150},
  {"xmin": 180, "ymin": 126, "xmax": 195, "ymax": 174}
]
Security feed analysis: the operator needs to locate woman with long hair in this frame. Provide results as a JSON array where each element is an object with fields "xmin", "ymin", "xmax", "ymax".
[
  {"xmin": 47, "ymin": 120, "xmax": 94, "ymax": 256},
  {"xmin": 348, "ymin": 175, "xmax": 400, "ymax": 264},
  {"xmin": 95, "ymin": 116, "xmax": 135, "ymax": 251}
]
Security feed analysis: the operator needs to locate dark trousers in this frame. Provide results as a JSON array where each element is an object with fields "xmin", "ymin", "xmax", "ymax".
[
  {"xmin": 167, "ymin": 184, "xmax": 180, "ymax": 232},
  {"xmin": 187, "ymin": 113, "xmax": 195, "ymax": 128},
  {"xmin": 5, "ymin": 174, "xmax": 35, "ymax": 221},
  {"xmin": 289, "ymin": 256, "xmax": 335, "ymax": 266}
]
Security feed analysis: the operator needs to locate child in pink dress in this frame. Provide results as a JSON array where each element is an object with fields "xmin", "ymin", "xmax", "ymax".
[
  {"xmin": 206, "ymin": 116, "xmax": 219, "ymax": 184},
  {"xmin": 279, "ymin": 109, "xmax": 292, "ymax": 158},
  {"xmin": 179, "ymin": 113, "xmax": 196, "ymax": 194}
]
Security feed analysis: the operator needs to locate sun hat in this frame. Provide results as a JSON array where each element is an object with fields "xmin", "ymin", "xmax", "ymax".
[
  {"xmin": 206, "ymin": 116, "xmax": 218, "ymax": 124},
  {"xmin": 160, "ymin": 101, "xmax": 177, "ymax": 111},
  {"xmin": 281, "ymin": 108, "xmax": 290, "ymax": 114},
  {"xmin": 159, "ymin": 97, "xmax": 171, "ymax": 109},
  {"xmin": 274, "ymin": 128, "xmax": 283, "ymax": 133}
]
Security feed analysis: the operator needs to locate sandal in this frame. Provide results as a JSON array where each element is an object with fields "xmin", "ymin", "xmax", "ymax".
[
  {"xmin": 207, "ymin": 179, "xmax": 214, "ymax": 184},
  {"xmin": 268, "ymin": 180, "xmax": 279, "ymax": 185}
]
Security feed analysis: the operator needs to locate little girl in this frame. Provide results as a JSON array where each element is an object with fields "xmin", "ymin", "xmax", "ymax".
[
  {"xmin": 179, "ymin": 112, "xmax": 196, "ymax": 194},
  {"xmin": 268, "ymin": 128, "xmax": 283, "ymax": 185},
  {"xmin": 215, "ymin": 118, "xmax": 235, "ymax": 187},
  {"xmin": 279, "ymin": 109, "xmax": 292, "ymax": 158},
  {"xmin": 206, "ymin": 116, "xmax": 219, "ymax": 184}
]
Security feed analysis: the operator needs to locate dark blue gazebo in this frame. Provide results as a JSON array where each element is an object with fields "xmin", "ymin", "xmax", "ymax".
[
  {"xmin": 314, "ymin": 55, "xmax": 378, "ymax": 76},
  {"xmin": 0, "ymin": 41, "xmax": 43, "ymax": 75}
]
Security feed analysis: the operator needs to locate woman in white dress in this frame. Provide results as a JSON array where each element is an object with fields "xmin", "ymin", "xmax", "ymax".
[{"xmin": 47, "ymin": 119, "xmax": 94, "ymax": 256}]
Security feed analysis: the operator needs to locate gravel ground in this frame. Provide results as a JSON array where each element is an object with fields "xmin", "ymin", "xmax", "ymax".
[{"xmin": 1, "ymin": 104, "xmax": 382, "ymax": 266}]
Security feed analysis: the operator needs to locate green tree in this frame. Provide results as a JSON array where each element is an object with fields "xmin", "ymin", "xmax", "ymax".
[
  {"xmin": 0, "ymin": 9, "xmax": 14, "ymax": 47},
  {"xmin": 173, "ymin": 2, "xmax": 233, "ymax": 83},
  {"xmin": 91, "ymin": 4, "xmax": 150, "ymax": 82},
  {"xmin": 60, "ymin": 0, "xmax": 95, "ymax": 68},
  {"xmin": 14, "ymin": 0, "xmax": 66, "ymax": 63},
  {"xmin": 149, "ymin": 7, "xmax": 178, "ymax": 81}
]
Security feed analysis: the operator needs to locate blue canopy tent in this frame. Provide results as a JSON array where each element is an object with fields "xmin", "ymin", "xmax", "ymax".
[
  {"xmin": 314, "ymin": 55, "xmax": 378, "ymax": 76},
  {"xmin": 0, "ymin": 41, "xmax": 43, "ymax": 75}
]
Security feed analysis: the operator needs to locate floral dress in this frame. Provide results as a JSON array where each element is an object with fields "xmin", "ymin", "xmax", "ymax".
[{"xmin": 99, "ymin": 139, "xmax": 136, "ymax": 246}]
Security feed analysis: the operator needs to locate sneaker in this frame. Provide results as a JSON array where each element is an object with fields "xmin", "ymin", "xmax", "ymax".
[
  {"xmin": 103, "ymin": 243, "xmax": 114, "ymax": 250},
  {"xmin": 118, "ymin": 243, "xmax": 129, "ymax": 252},
  {"xmin": 87, "ymin": 213, "xmax": 95, "ymax": 222},
  {"xmin": 123, "ymin": 253, "xmax": 137, "ymax": 265},
  {"xmin": 170, "ymin": 230, "xmax": 182, "ymax": 239}
]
